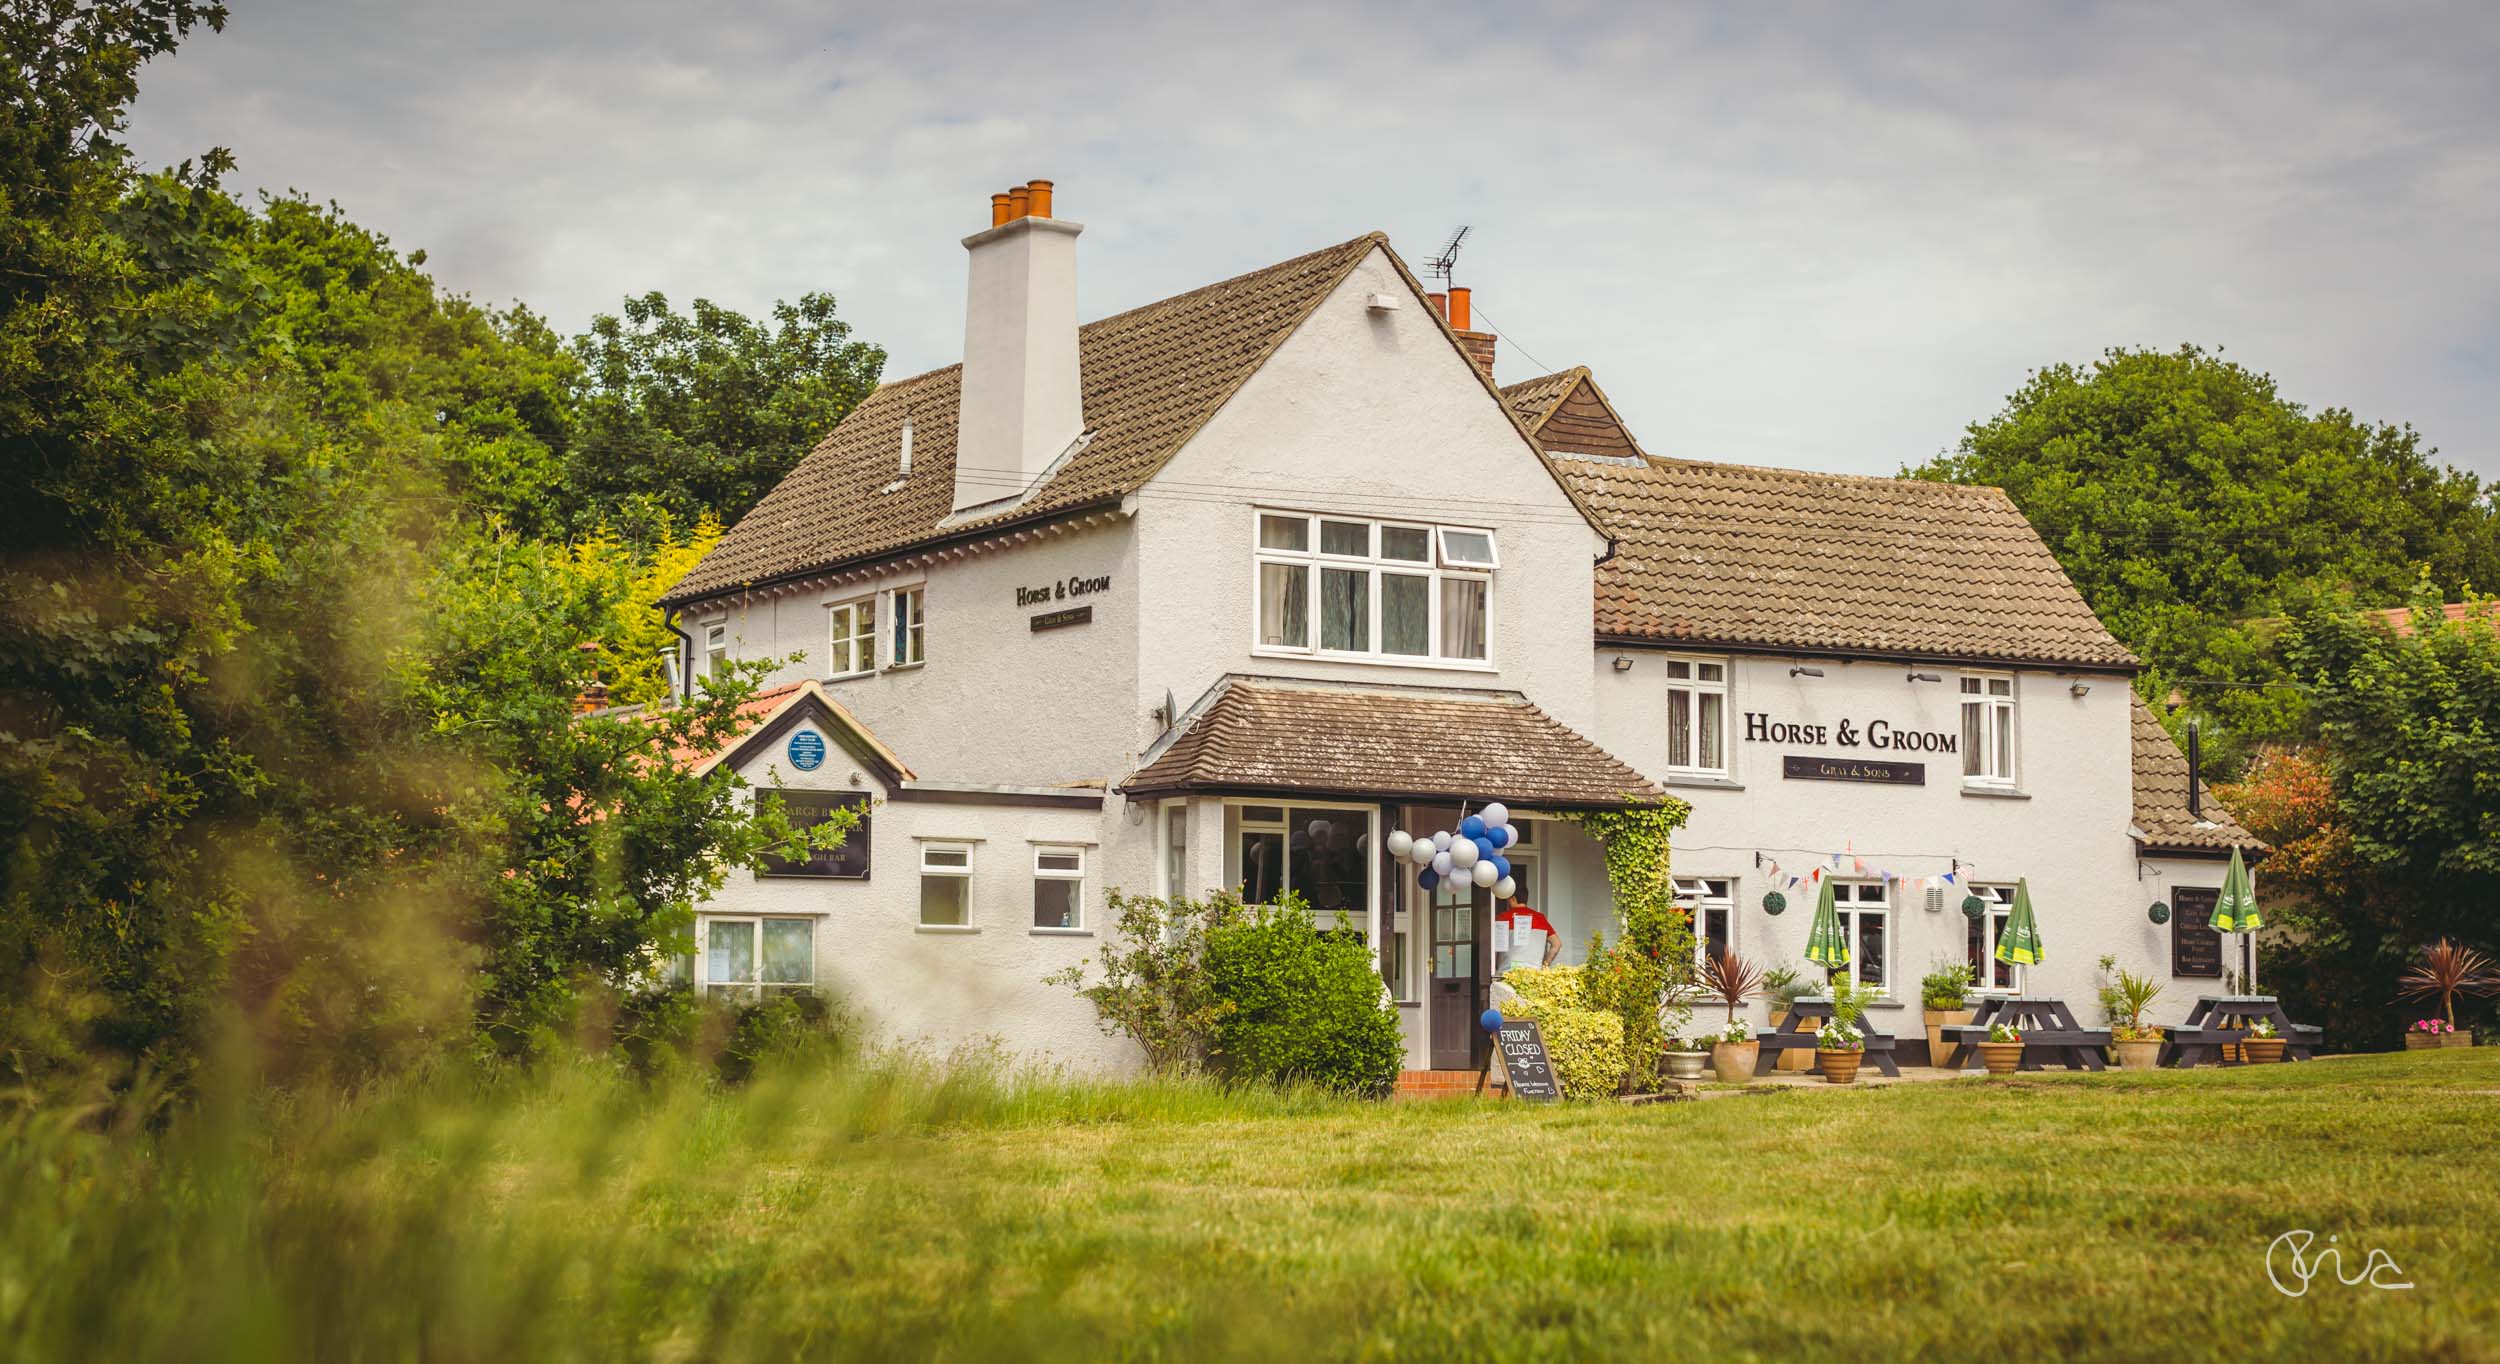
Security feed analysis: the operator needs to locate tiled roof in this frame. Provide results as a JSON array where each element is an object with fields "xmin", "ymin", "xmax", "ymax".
[
  {"xmin": 2129, "ymin": 694, "xmax": 2262, "ymax": 856},
  {"xmin": 2364, "ymin": 600, "xmax": 2500, "ymax": 637},
  {"xmin": 1119, "ymin": 676, "xmax": 1668, "ymax": 810},
  {"xmin": 659, "ymin": 680, "xmax": 915, "ymax": 781},
  {"xmin": 662, "ymin": 234, "xmax": 1387, "ymax": 604},
  {"xmin": 1550, "ymin": 452, "xmax": 2138, "ymax": 669},
  {"xmin": 1501, "ymin": 367, "xmax": 1587, "ymax": 430}
]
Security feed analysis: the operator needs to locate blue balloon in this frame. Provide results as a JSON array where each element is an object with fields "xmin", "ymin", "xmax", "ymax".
[
  {"xmin": 1459, "ymin": 814, "xmax": 1486, "ymax": 839},
  {"xmin": 1495, "ymin": 824, "xmax": 1516, "ymax": 849},
  {"xmin": 1479, "ymin": 1008, "xmax": 1505, "ymax": 1034},
  {"xmin": 1474, "ymin": 837, "xmax": 1499, "ymax": 862},
  {"xmin": 1418, "ymin": 868, "xmax": 1440, "ymax": 890},
  {"xmin": 1492, "ymin": 854, "xmax": 1512, "ymax": 879}
]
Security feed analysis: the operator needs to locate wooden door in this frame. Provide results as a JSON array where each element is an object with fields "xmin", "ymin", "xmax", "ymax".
[{"xmin": 1429, "ymin": 876, "xmax": 1481, "ymax": 1069}]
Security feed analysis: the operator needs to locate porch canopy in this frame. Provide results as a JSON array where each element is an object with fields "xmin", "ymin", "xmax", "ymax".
[{"xmin": 1118, "ymin": 674, "xmax": 1667, "ymax": 810}]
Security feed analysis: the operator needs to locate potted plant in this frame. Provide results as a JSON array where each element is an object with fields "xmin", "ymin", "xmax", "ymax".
[
  {"xmin": 1700, "ymin": 948, "xmax": 1763, "ymax": 1082},
  {"xmin": 2398, "ymin": 939, "xmax": 2497, "ymax": 1049},
  {"xmin": 1663, "ymin": 1036, "xmax": 1709, "ymax": 1082},
  {"xmin": 2407, "ymin": 1018, "xmax": 2465, "ymax": 1050},
  {"xmin": 2102, "ymin": 965, "xmax": 2166, "ymax": 1071},
  {"xmin": 1920, "ymin": 961, "xmax": 1975, "ymax": 1068},
  {"xmin": 2241, "ymin": 1017, "xmax": 2286, "ymax": 1064},
  {"xmin": 1816, "ymin": 977, "xmax": 1870, "ymax": 1085},
  {"xmin": 1763, "ymin": 964, "xmax": 1816, "ymax": 1072},
  {"xmin": 1978, "ymin": 1021, "xmax": 2025, "ymax": 1075}
]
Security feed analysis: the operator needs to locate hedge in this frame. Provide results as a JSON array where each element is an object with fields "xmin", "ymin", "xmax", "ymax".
[{"xmin": 1497, "ymin": 965, "xmax": 1625, "ymax": 1099}]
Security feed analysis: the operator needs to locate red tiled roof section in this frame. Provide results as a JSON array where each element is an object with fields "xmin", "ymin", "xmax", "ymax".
[
  {"xmin": 2367, "ymin": 601, "xmax": 2500, "ymax": 636},
  {"xmin": 1556, "ymin": 455, "xmax": 2139, "ymax": 669},
  {"xmin": 1119, "ymin": 677, "xmax": 1668, "ymax": 810},
  {"xmin": 659, "ymin": 681, "xmax": 811, "ymax": 771},
  {"xmin": 2129, "ymin": 694, "xmax": 2263, "ymax": 855},
  {"xmin": 662, "ymin": 234, "xmax": 1387, "ymax": 604}
]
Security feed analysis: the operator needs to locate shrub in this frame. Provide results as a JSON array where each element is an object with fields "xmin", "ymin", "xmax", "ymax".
[
  {"xmin": 1920, "ymin": 961, "xmax": 1974, "ymax": 1011},
  {"xmin": 1045, "ymin": 889, "xmax": 1247, "ymax": 1073},
  {"xmin": 1201, "ymin": 898, "xmax": 1402, "ymax": 1097},
  {"xmin": 1502, "ymin": 965, "xmax": 1589, "ymax": 1016},
  {"xmin": 1516, "ymin": 1004, "xmax": 1626, "ymax": 1099}
]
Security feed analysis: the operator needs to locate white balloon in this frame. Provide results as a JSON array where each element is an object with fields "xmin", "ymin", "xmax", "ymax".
[
  {"xmin": 1481, "ymin": 802, "xmax": 1510, "ymax": 828},
  {"xmin": 1450, "ymin": 839, "xmax": 1479, "ymax": 869},
  {"xmin": 1386, "ymin": 830, "xmax": 1413, "ymax": 858},
  {"xmin": 1494, "ymin": 875, "xmax": 1517, "ymax": 898},
  {"xmin": 1431, "ymin": 851, "xmax": 1454, "ymax": 877},
  {"xmin": 1471, "ymin": 859, "xmax": 1500, "ymax": 887},
  {"xmin": 1431, "ymin": 831, "xmax": 1453, "ymax": 852},
  {"xmin": 1408, "ymin": 841, "xmax": 1434, "ymax": 867}
]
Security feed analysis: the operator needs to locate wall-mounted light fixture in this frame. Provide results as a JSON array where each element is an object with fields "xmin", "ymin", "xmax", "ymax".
[
  {"xmin": 1611, "ymin": 656, "xmax": 1634, "ymax": 673},
  {"xmin": 2069, "ymin": 682, "xmax": 2092, "ymax": 698},
  {"xmin": 1789, "ymin": 665, "xmax": 1824, "ymax": 679},
  {"xmin": 1906, "ymin": 671, "xmax": 1942, "ymax": 684}
]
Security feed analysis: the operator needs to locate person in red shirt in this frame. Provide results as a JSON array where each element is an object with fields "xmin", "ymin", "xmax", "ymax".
[{"xmin": 1502, "ymin": 899, "xmax": 1560, "ymax": 968}]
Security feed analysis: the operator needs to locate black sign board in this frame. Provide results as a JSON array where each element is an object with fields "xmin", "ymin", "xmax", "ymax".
[
  {"xmin": 1781, "ymin": 754, "xmax": 1926, "ymax": 786},
  {"xmin": 2171, "ymin": 885, "xmax": 2223, "ymax": 978},
  {"xmin": 1029, "ymin": 605, "xmax": 1092, "ymax": 632},
  {"xmin": 1494, "ymin": 1018, "xmax": 1561, "ymax": 1101}
]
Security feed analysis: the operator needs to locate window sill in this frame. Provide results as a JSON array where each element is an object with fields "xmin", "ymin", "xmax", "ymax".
[
  {"xmin": 1249, "ymin": 646, "xmax": 1494, "ymax": 673},
  {"xmin": 885, "ymin": 661, "xmax": 926, "ymax": 674},
  {"xmin": 915, "ymin": 924, "xmax": 980, "ymax": 935},
  {"xmin": 1960, "ymin": 785, "xmax": 2031, "ymax": 801},
  {"xmin": 1659, "ymin": 774, "xmax": 1742, "ymax": 791},
  {"xmin": 1029, "ymin": 928, "xmax": 1092, "ymax": 937},
  {"xmin": 826, "ymin": 669, "xmax": 875, "ymax": 683}
]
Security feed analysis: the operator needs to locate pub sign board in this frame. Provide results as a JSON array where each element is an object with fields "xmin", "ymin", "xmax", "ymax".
[
  {"xmin": 1494, "ymin": 1018, "xmax": 1562, "ymax": 1101},
  {"xmin": 2171, "ymin": 885, "xmax": 2223, "ymax": 978},
  {"xmin": 1781, "ymin": 755, "xmax": 1925, "ymax": 786}
]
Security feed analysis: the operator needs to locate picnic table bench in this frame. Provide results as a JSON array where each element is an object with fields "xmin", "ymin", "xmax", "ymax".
[
  {"xmin": 2158, "ymin": 996, "xmax": 2321, "ymax": 1067},
  {"xmin": 1939, "ymin": 996, "xmax": 2111, "ymax": 1071},
  {"xmin": 1756, "ymin": 995, "xmax": 1901, "ymax": 1078}
]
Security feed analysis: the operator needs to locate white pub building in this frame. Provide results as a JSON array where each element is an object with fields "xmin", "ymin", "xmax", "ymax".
[{"xmin": 653, "ymin": 180, "xmax": 2262, "ymax": 1074}]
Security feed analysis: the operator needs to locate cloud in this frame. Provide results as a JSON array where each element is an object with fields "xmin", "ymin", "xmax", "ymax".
[{"xmin": 128, "ymin": 0, "xmax": 2500, "ymax": 477}]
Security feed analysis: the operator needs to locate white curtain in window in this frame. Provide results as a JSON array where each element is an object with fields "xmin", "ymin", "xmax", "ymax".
[{"xmin": 1439, "ymin": 578, "xmax": 1487, "ymax": 660}]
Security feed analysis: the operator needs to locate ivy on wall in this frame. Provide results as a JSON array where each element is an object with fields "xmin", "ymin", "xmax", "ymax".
[{"xmin": 1567, "ymin": 798, "xmax": 1696, "ymax": 1091}]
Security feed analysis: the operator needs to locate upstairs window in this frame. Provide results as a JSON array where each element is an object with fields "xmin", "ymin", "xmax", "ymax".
[
  {"xmin": 703, "ymin": 623, "xmax": 729, "ymax": 688},
  {"xmin": 828, "ymin": 597, "xmax": 877, "ymax": 678},
  {"xmin": 1960, "ymin": 674, "xmax": 2016, "ymax": 786},
  {"xmin": 890, "ymin": 587, "xmax": 927, "ymax": 668},
  {"xmin": 1662, "ymin": 657, "xmax": 1729, "ymax": 776},
  {"xmin": 1254, "ymin": 511, "xmax": 1493, "ymax": 665}
]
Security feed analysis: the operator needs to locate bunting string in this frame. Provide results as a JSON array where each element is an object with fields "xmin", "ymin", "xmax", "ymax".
[{"xmin": 1670, "ymin": 841, "xmax": 1978, "ymax": 896}]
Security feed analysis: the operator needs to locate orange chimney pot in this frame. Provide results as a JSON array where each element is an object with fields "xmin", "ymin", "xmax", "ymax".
[
  {"xmin": 990, "ymin": 193, "xmax": 1012, "ymax": 227},
  {"xmin": 1448, "ymin": 287, "xmax": 1472, "ymax": 331},
  {"xmin": 1026, "ymin": 179, "xmax": 1053, "ymax": 218},
  {"xmin": 1426, "ymin": 291, "xmax": 1448, "ymax": 320},
  {"xmin": 1008, "ymin": 185, "xmax": 1031, "ymax": 220}
]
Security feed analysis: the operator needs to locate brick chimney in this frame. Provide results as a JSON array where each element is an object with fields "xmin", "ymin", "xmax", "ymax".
[
  {"xmin": 1447, "ymin": 286, "xmax": 1496, "ymax": 379},
  {"xmin": 953, "ymin": 178, "xmax": 1083, "ymax": 513}
]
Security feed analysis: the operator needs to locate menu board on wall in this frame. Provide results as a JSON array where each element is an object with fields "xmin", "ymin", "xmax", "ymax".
[{"xmin": 2170, "ymin": 885, "xmax": 2222, "ymax": 978}]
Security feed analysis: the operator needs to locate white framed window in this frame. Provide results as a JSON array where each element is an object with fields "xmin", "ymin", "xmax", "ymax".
[
  {"xmin": 1160, "ymin": 801, "xmax": 1189, "ymax": 900},
  {"xmin": 1674, "ymin": 876, "xmax": 1733, "ymax": 961},
  {"xmin": 827, "ymin": 597, "xmax": 877, "ymax": 678},
  {"xmin": 703, "ymin": 622, "xmax": 729, "ymax": 687},
  {"xmin": 1252, "ymin": 510, "xmax": 1493, "ymax": 666},
  {"xmin": 1964, "ymin": 883, "xmax": 2023, "ymax": 992},
  {"xmin": 1826, "ymin": 881, "xmax": 1889, "ymax": 994},
  {"xmin": 1662, "ymin": 657, "xmax": 1729, "ymax": 776},
  {"xmin": 1960, "ymin": 673, "xmax": 2016, "ymax": 786},
  {"xmin": 1033, "ymin": 845, "xmax": 1086, "ymax": 930},
  {"xmin": 1225, "ymin": 802, "xmax": 1375, "ymax": 937},
  {"xmin": 919, "ymin": 842, "xmax": 973, "ymax": 927},
  {"xmin": 698, "ymin": 915, "xmax": 815, "ymax": 1000},
  {"xmin": 889, "ymin": 586, "xmax": 926, "ymax": 668}
]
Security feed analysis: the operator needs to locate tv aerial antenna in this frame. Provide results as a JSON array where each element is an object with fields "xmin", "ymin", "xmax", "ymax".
[{"xmin": 1425, "ymin": 226, "xmax": 1470, "ymax": 285}]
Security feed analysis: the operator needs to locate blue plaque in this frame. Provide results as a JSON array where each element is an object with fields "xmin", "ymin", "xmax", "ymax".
[{"xmin": 786, "ymin": 729, "xmax": 826, "ymax": 772}]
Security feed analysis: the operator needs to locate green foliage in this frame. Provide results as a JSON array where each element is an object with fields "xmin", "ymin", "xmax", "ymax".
[
  {"xmin": 564, "ymin": 291, "xmax": 884, "ymax": 538},
  {"xmin": 1046, "ymin": 888, "xmax": 1246, "ymax": 1074},
  {"xmin": 1522, "ymin": 1004, "xmax": 1626, "ymax": 1100},
  {"xmin": 1762, "ymin": 963, "xmax": 1811, "ymax": 1011},
  {"xmin": 1987, "ymin": 1022, "xmax": 2024, "ymax": 1044},
  {"xmin": 2093, "ymin": 953, "xmax": 2166, "ymax": 1039},
  {"xmin": 1500, "ymin": 964, "xmax": 1588, "ymax": 1016},
  {"xmin": 1567, "ymin": 800, "xmax": 1694, "ymax": 1090},
  {"xmin": 1700, "ymin": 947, "xmax": 1764, "ymax": 1024},
  {"xmin": 1919, "ymin": 961, "xmax": 1974, "ymax": 1011},
  {"xmin": 1201, "ymin": 897, "xmax": 1402, "ymax": 1097},
  {"xmin": 1818, "ymin": 976, "xmax": 1871, "ymax": 1051}
]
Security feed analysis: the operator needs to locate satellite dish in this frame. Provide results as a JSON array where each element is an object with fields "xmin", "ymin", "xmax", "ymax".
[{"xmin": 1159, "ymin": 687, "xmax": 1177, "ymax": 736}]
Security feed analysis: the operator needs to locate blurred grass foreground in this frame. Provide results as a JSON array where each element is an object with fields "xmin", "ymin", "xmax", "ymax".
[{"xmin": 7, "ymin": 1045, "xmax": 2499, "ymax": 1362}]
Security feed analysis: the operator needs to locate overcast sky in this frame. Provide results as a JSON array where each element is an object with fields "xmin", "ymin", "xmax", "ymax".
[{"xmin": 127, "ymin": 0, "xmax": 2500, "ymax": 479}]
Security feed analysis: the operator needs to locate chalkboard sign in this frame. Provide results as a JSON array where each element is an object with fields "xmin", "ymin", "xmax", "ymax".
[
  {"xmin": 2171, "ymin": 885, "xmax": 2222, "ymax": 978},
  {"xmin": 1495, "ymin": 1018, "xmax": 1562, "ymax": 1101}
]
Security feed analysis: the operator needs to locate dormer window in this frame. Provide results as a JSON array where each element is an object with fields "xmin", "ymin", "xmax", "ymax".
[{"xmin": 1253, "ymin": 510, "xmax": 1493, "ymax": 667}]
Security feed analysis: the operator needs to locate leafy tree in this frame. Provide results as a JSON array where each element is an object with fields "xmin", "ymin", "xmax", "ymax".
[{"xmin": 563, "ymin": 292, "xmax": 883, "ymax": 538}]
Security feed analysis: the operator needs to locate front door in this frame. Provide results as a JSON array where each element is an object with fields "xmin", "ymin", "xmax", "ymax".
[{"xmin": 1429, "ymin": 875, "xmax": 1484, "ymax": 1069}]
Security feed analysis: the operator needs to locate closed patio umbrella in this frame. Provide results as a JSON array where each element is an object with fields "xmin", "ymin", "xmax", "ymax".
[
  {"xmin": 1995, "ymin": 877, "xmax": 2045, "ymax": 969},
  {"xmin": 1805, "ymin": 877, "xmax": 1849, "ymax": 971},
  {"xmin": 2210, "ymin": 845, "xmax": 2262, "ymax": 991}
]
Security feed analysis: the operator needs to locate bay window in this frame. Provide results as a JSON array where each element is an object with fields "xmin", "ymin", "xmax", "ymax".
[
  {"xmin": 1254, "ymin": 510, "xmax": 1493, "ymax": 665},
  {"xmin": 1226, "ymin": 803, "xmax": 1374, "ymax": 937},
  {"xmin": 1960, "ymin": 674, "xmax": 2016, "ymax": 786},
  {"xmin": 1662, "ymin": 657, "xmax": 1729, "ymax": 776}
]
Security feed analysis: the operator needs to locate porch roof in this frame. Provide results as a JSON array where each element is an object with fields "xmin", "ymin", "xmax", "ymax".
[{"xmin": 1118, "ymin": 675, "xmax": 1669, "ymax": 811}]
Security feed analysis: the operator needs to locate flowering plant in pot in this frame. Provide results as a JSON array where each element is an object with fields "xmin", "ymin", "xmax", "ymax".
[
  {"xmin": 1978, "ymin": 1022, "xmax": 2025, "ymax": 1075},
  {"xmin": 2098, "ymin": 962, "xmax": 2166, "ymax": 1070},
  {"xmin": 2407, "ymin": 1018, "xmax": 2465, "ymax": 1050},
  {"xmin": 1816, "ymin": 977, "xmax": 1871, "ymax": 1085},
  {"xmin": 1700, "ymin": 948, "xmax": 1763, "ymax": 1083},
  {"xmin": 1919, "ymin": 961, "xmax": 1975, "ymax": 1069},
  {"xmin": 1662, "ymin": 1036, "xmax": 1710, "ymax": 1082},
  {"xmin": 2240, "ymin": 1017, "xmax": 2286, "ymax": 1064},
  {"xmin": 2398, "ymin": 939, "xmax": 2497, "ymax": 1049}
]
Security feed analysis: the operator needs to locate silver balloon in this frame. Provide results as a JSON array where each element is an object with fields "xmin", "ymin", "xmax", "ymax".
[
  {"xmin": 1431, "ymin": 831, "xmax": 1453, "ymax": 852},
  {"xmin": 1431, "ymin": 850, "xmax": 1454, "ymax": 877},
  {"xmin": 1386, "ymin": 830, "xmax": 1413, "ymax": 858},
  {"xmin": 1494, "ymin": 875, "xmax": 1517, "ymax": 898},
  {"xmin": 1470, "ymin": 859, "xmax": 1499, "ymax": 888},
  {"xmin": 1481, "ymin": 802, "xmax": 1510, "ymax": 828},
  {"xmin": 1450, "ymin": 839, "xmax": 1479, "ymax": 869}
]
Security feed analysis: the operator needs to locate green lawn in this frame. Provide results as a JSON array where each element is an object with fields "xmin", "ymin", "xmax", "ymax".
[{"xmin": 8, "ymin": 1049, "xmax": 2497, "ymax": 1362}]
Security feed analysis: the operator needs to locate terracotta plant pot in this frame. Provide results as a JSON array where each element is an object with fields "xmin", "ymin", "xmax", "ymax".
[
  {"xmin": 1924, "ymin": 1008, "xmax": 1973, "ymax": 1068},
  {"xmin": 1818, "ymin": 1049, "xmax": 1864, "ymax": 1085},
  {"xmin": 2112, "ymin": 1038, "xmax": 2162, "ymax": 1071},
  {"xmin": 2242, "ymin": 1037, "xmax": 2287, "ymax": 1064},
  {"xmin": 1772, "ymin": 1011, "xmax": 1816, "ymax": 1071},
  {"xmin": 1710, "ymin": 1040, "xmax": 1759, "ymax": 1084},
  {"xmin": 1664, "ymin": 1051, "xmax": 1708, "ymax": 1082},
  {"xmin": 1978, "ymin": 1041, "xmax": 2025, "ymax": 1075}
]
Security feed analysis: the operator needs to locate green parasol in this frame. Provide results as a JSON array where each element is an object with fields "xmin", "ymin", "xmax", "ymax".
[
  {"xmin": 1804, "ymin": 877, "xmax": 1849, "ymax": 969},
  {"xmin": 1995, "ymin": 877, "xmax": 2045, "ymax": 967},
  {"xmin": 2211, "ymin": 846, "xmax": 2262, "ymax": 933}
]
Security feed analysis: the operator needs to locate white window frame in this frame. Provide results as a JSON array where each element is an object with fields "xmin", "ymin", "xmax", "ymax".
[
  {"xmin": 1674, "ymin": 875, "xmax": 1734, "ymax": 963},
  {"xmin": 1158, "ymin": 800, "xmax": 1190, "ymax": 901},
  {"xmin": 1960, "ymin": 673, "xmax": 2017, "ymax": 787},
  {"xmin": 695, "ymin": 914, "xmax": 816, "ymax": 1000},
  {"xmin": 1661, "ymin": 656, "xmax": 1731, "ymax": 777},
  {"xmin": 1827, "ymin": 881, "xmax": 1890, "ymax": 995},
  {"xmin": 703, "ymin": 622, "xmax": 729, "ymax": 688},
  {"xmin": 827, "ymin": 596, "xmax": 877, "ymax": 679},
  {"xmin": 1250, "ymin": 509, "xmax": 1495, "ymax": 669},
  {"xmin": 917, "ymin": 840, "xmax": 975, "ymax": 929},
  {"xmin": 888, "ymin": 585, "xmax": 927, "ymax": 669},
  {"xmin": 1224, "ymin": 800, "xmax": 1379, "ymax": 938},
  {"xmin": 1032, "ymin": 844, "xmax": 1087, "ymax": 933},
  {"xmin": 1965, "ymin": 883, "xmax": 2024, "ymax": 993}
]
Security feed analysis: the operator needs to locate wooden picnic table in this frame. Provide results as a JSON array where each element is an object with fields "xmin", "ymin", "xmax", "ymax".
[
  {"xmin": 2157, "ymin": 995, "xmax": 2322, "ymax": 1068},
  {"xmin": 1938, "ymin": 996, "xmax": 2111, "ymax": 1072},
  {"xmin": 1755, "ymin": 996, "xmax": 1901, "ymax": 1078}
]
